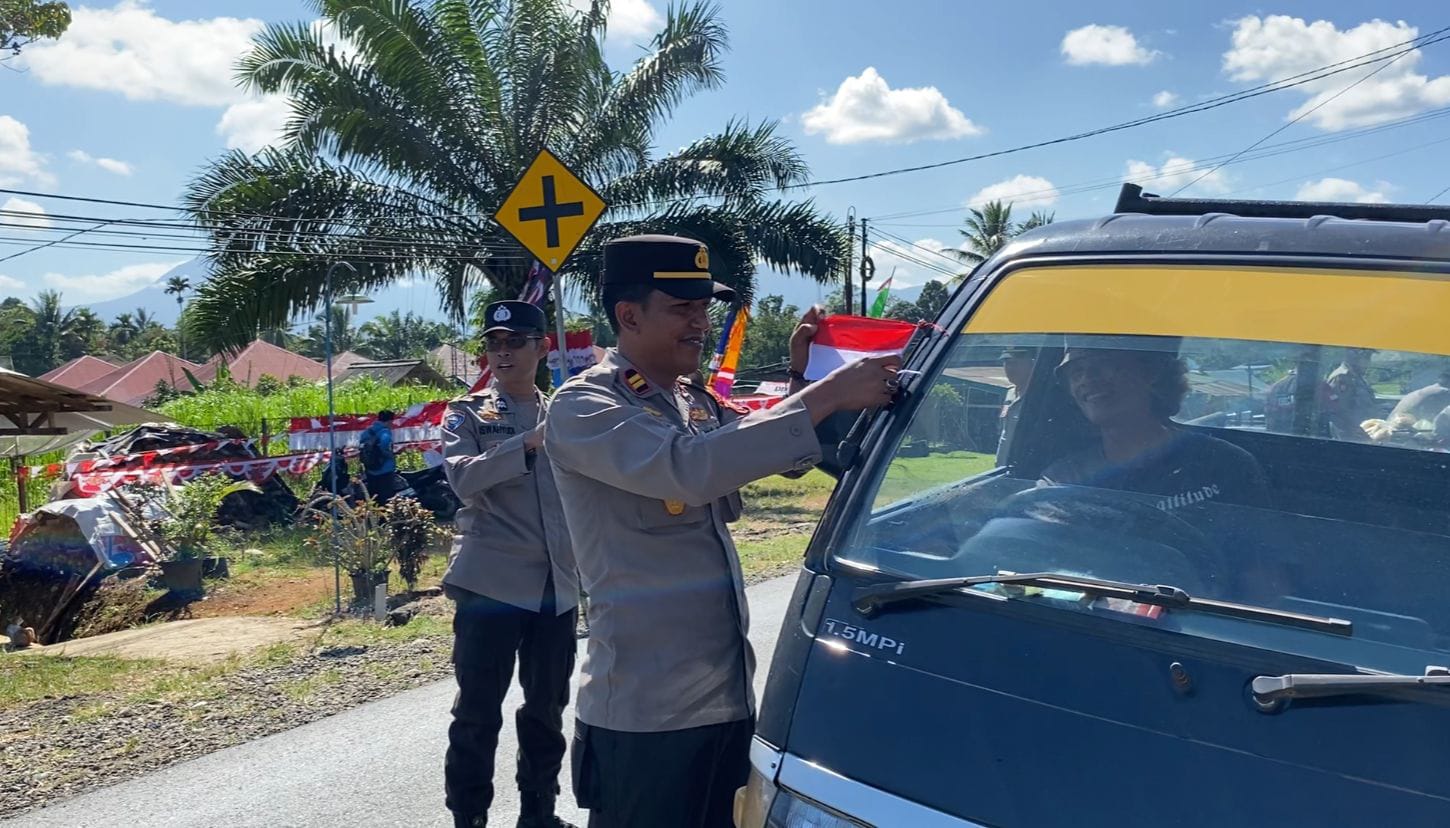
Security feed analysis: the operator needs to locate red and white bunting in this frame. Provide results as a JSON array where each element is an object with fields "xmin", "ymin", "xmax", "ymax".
[
  {"xmin": 70, "ymin": 451, "xmax": 332, "ymax": 496},
  {"xmin": 287, "ymin": 401, "xmax": 448, "ymax": 452}
]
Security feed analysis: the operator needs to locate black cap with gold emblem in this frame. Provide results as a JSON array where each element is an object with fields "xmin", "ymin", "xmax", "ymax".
[
  {"xmin": 481, "ymin": 300, "xmax": 548, "ymax": 336},
  {"xmin": 602, "ymin": 234, "xmax": 737, "ymax": 302}
]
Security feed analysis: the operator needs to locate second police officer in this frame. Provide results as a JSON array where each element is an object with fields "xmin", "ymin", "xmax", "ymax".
[{"xmin": 441, "ymin": 301, "xmax": 579, "ymax": 828}]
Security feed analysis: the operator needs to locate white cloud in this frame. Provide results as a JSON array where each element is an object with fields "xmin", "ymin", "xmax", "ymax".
[
  {"xmin": 1061, "ymin": 24, "xmax": 1159, "ymax": 66},
  {"xmin": 1, "ymin": 197, "xmax": 52, "ymax": 229},
  {"xmin": 1224, "ymin": 15, "xmax": 1450, "ymax": 131},
  {"xmin": 567, "ymin": 0, "xmax": 663, "ymax": 42},
  {"xmin": 1152, "ymin": 90, "xmax": 1179, "ymax": 108},
  {"xmin": 1125, "ymin": 154, "xmax": 1229, "ymax": 194},
  {"xmin": 867, "ymin": 237, "xmax": 959, "ymax": 287},
  {"xmin": 217, "ymin": 94, "xmax": 292, "ymax": 153},
  {"xmin": 0, "ymin": 274, "xmax": 26, "ymax": 292},
  {"xmin": 801, "ymin": 67, "xmax": 983, "ymax": 145},
  {"xmin": 1296, "ymin": 177, "xmax": 1389, "ymax": 203},
  {"xmin": 41, "ymin": 261, "xmax": 185, "ymax": 303},
  {"xmin": 16, "ymin": 1, "xmax": 263, "ymax": 107},
  {"xmin": 68, "ymin": 149, "xmax": 133, "ymax": 176},
  {"xmin": 969, "ymin": 175, "xmax": 1060, "ymax": 207},
  {"xmin": 0, "ymin": 115, "xmax": 53, "ymax": 186}
]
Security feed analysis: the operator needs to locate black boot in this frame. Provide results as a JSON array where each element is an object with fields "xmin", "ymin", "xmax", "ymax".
[
  {"xmin": 516, "ymin": 792, "xmax": 576, "ymax": 828},
  {"xmin": 453, "ymin": 813, "xmax": 487, "ymax": 828}
]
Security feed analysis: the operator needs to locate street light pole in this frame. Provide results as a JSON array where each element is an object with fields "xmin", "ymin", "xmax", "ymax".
[{"xmin": 324, "ymin": 260, "xmax": 357, "ymax": 616}]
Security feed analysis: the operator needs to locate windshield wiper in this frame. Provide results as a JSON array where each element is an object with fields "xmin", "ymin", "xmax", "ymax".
[
  {"xmin": 1252, "ymin": 666, "xmax": 1450, "ymax": 705},
  {"xmin": 852, "ymin": 571, "xmax": 1353, "ymax": 635}
]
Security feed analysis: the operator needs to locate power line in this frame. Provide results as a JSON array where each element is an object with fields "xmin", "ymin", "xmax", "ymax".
[
  {"xmin": 869, "ymin": 131, "xmax": 1450, "ymax": 229},
  {"xmin": 0, "ymin": 220, "xmax": 111, "ymax": 265},
  {"xmin": 870, "ymin": 228, "xmax": 967, "ymax": 269},
  {"xmin": 1169, "ymin": 47, "xmax": 1413, "ymax": 196},
  {"xmin": 870, "ymin": 106, "xmax": 1450, "ymax": 222},
  {"xmin": 787, "ymin": 26, "xmax": 1450, "ymax": 190},
  {"xmin": 1428, "ymin": 185, "xmax": 1450, "ymax": 203}
]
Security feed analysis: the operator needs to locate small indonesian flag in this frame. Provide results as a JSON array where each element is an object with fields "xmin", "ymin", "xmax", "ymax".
[{"xmin": 803, "ymin": 315, "xmax": 917, "ymax": 381}]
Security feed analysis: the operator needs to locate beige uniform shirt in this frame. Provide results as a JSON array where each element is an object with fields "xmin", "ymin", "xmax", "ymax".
[
  {"xmin": 546, "ymin": 350, "xmax": 821, "ymax": 733},
  {"xmin": 441, "ymin": 384, "xmax": 578, "ymax": 615}
]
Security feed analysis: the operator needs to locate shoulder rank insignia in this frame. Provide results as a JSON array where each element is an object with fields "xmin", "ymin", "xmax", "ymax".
[
  {"xmin": 664, "ymin": 499, "xmax": 687, "ymax": 516},
  {"xmin": 623, "ymin": 368, "xmax": 651, "ymax": 396}
]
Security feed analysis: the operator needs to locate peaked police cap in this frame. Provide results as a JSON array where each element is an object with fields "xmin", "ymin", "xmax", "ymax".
[{"xmin": 602, "ymin": 234, "xmax": 737, "ymax": 302}]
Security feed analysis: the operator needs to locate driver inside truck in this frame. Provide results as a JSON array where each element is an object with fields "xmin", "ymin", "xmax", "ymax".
[{"xmin": 1039, "ymin": 337, "xmax": 1270, "ymax": 513}]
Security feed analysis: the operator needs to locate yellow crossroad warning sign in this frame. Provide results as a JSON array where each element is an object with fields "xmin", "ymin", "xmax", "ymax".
[{"xmin": 494, "ymin": 148, "xmax": 607, "ymax": 272}]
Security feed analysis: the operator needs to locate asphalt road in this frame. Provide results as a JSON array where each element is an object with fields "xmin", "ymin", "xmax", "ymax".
[{"xmin": 10, "ymin": 573, "xmax": 800, "ymax": 828}]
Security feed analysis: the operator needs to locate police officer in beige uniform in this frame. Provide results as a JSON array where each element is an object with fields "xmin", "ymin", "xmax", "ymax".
[
  {"xmin": 546, "ymin": 235, "xmax": 900, "ymax": 827},
  {"xmin": 441, "ymin": 301, "xmax": 579, "ymax": 828}
]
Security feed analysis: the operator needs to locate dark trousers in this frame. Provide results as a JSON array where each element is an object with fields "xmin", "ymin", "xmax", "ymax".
[
  {"xmin": 445, "ymin": 583, "xmax": 578, "ymax": 822},
  {"xmin": 572, "ymin": 717, "xmax": 753, "ymax": 828}
]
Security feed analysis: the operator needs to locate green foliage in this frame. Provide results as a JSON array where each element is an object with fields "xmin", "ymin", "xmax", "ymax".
[
  {"xmin": 379, "ymin": 497, "xmax": 448, "ymax": 590},
  {"xmin": 300, "ymin": 495, "xmax": 390, "ymax": 576},
  {"xmin": 156, "ymin": 376, "xmax": 436, "ymax": 438},
  {"xmin": 357, "ymin": 311, "xmax": 457, "ymax": 360},
  {"xmin": 915, "ymin": 280, "xmax": 950, "ymax": 321},
  {"xmin": 254, "ymin": 374, "xmax": 284, "ymax": 396},
  {"xmin": 1, "ymin": 0, "xmax": 71, "ymax": 57},
  {"xmin": 135, "ymin": 474, "xmax": 261, "ymax": 560},
  {"xmin": 738, "ymin": 295, "xmax": 799, "ymax": 373},
  {"xmin": 143, "ymin": 378, "xmax": 184, "ymax": 408},
  {"xmin": 182, "ymin": 0, "xmax": 847, "ymax": 352},
  {"xmin": 945, "ymin": 201, "xmax": 1056, "ymax": 281}
]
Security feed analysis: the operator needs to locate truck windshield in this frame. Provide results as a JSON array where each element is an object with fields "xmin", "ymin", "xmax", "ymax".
[{"xmin": 839, "ymin": 264, "xmax": 1450, "ymax": 671}]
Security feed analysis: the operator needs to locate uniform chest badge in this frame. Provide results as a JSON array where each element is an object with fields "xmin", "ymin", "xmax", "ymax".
[
  {"xmin": 689, "ymin": 407, "xmax": 709, "ymax": 422},
  {"xmin": 481, "ymin": 407, "xmax": 500, "ymax": 421},
  {"xmin": 496, "ymin": 398, "xmax": 509, "ymax": 412},
  {"xmin": 664, "ymin": 499, "xmax": 687, "ymax": 516}
]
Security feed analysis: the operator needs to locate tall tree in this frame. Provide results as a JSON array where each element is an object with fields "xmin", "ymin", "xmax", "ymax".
[
  {"xmin": 914, "ymin": 280, "xmax": 950, "ymax": 321},
  {"xmin": 165, "ymin": 274, "xmax": 191, "ymax": 355},
  {"xmin": 944, "ymin": 201, "xmax": 1056, "ymax": 282},
  {"xmin": 737, "ymin": 295, "xmax": 800, "ymax": 374},
  {"xmin": 1, "ymin": 0, "xmax": 70, "ymax": 58},
  {"xmin": 183, "ymin": 0, "xmax": 845, "ymax": 352},
  {"xmin": 300, "ymin": 306, "xmax": 358, "ymax": 359},
  {"xmin": 0, "ymin": 297, "xmax": 38, "ymax": 374}
]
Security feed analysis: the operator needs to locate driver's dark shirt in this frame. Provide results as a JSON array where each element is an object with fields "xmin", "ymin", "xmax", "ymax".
[{"xmin": 1040, "ymin": 430, "xmax": 1270, "ymax": 512}]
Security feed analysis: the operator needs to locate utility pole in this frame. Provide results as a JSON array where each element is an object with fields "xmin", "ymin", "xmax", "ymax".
[
  {"xmin": 859, "ymin": 218, "xmax": 870, "ymax": 315},
  {"xmin": 844, "ymin": 209, "xmax": 855, "ymax": 315}
]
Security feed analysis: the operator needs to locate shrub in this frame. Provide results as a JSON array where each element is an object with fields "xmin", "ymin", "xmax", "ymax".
[
  {"xmin": 254, "ymin": 374, "xmax": 283, "ymax": 396},
  {"xmin": 381, "ymin": 497, "xmax": 448, "ymax": 590}
]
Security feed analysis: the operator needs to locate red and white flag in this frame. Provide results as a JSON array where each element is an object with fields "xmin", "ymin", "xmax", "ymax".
[{"xmin": 803, "ymin": 315, "xmax": 917, "ymax": 380}]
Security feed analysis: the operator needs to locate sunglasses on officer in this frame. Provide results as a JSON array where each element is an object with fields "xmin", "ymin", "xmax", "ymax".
[{"xmin": 483, "ymin": 334, "xmax": 543, "ymax": 352}]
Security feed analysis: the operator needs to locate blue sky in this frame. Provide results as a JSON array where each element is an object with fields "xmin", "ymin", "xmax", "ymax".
[{"xmin": 2, "ymin": 0, "xmax": 1448, "ymax": 322}]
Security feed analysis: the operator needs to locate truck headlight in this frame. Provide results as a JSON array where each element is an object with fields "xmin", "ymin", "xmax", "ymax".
[{"xmin": 764, "ymin": 787, "xmax": 866, "ymax": 827}]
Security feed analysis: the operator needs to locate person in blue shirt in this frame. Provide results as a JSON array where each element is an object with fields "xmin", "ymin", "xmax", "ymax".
[{"xmin": 360, "ymin": 409, "xmax": 401, "ymax": 501}]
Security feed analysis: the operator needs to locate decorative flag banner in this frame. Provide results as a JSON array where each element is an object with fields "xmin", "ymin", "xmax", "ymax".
[
  {"xmin": 869, "ymin": 275, "xmax": 894, "ymax": 318},
  {"xmin": 288, "ymin": 401, "xmax": 447, "ymax": 452},
  {"xmin": 707, "ymin": 305, "xmax": 750, "ymax": 398},
  {"xmin": 546, "ymin": 330, "xmax": 597, "ymax": 379},
  {"xmin": 803, "ymin": 315, "xmax": 918, "ymax": 381},
  {"xmin": 30, "ymin": 439, "xmax": 254, "ymax": 477},
  {"xmin": 71, "ymin": 451, "xmax": 332, "ymax": 496}
]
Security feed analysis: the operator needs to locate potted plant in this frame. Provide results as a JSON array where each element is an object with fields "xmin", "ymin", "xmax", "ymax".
[
  {"xmin": 380, "ymin": 497, "xmax": 448, "ymax": 593},
  {"xmin": 302, "ymin": 495, "xmax": 393, "ymax": 606},
  {"xmin": 144, "ymin": 475, "xmax": 259, "ymax": 595}
]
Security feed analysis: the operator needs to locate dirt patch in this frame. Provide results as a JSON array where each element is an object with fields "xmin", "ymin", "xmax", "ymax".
[
  {"xmin": 30, "ymin": 618, "xmax": 321, "ymax": 664},
  {"xmin": 188, "ymin": 569, "xmax": 336, "ymax": 618}
]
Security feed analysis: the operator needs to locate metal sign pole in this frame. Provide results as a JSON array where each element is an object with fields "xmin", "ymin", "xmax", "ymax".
[{"xmin": 553, "ymin": 272, "xmax": 570, "ymax": 387}]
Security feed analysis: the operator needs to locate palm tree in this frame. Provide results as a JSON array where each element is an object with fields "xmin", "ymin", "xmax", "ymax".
[
  {"xmin": 944, "ymin": 201, "xmax": 1056, "ymax": 282},
  {"xmin": 165, "ymin": 275, "xmax": 191, "ymax": 355},
  {"xmin": 26, "ymin": 290, "xmax": 102, "ymax": 370},
  {"xmin": 358, "ymin": 310, "xmax": 448, "ymax": 360},
  {"xmin": 182, "ymin": 0, "xmax": 845, "ymax": 352},
  {"xmin": 110, "ymin": 312, "xmax": 138, "ymax": 347},
  {"xmin": 945, "ymin": 201, "xmax": 1016, "ymax": 268}
]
